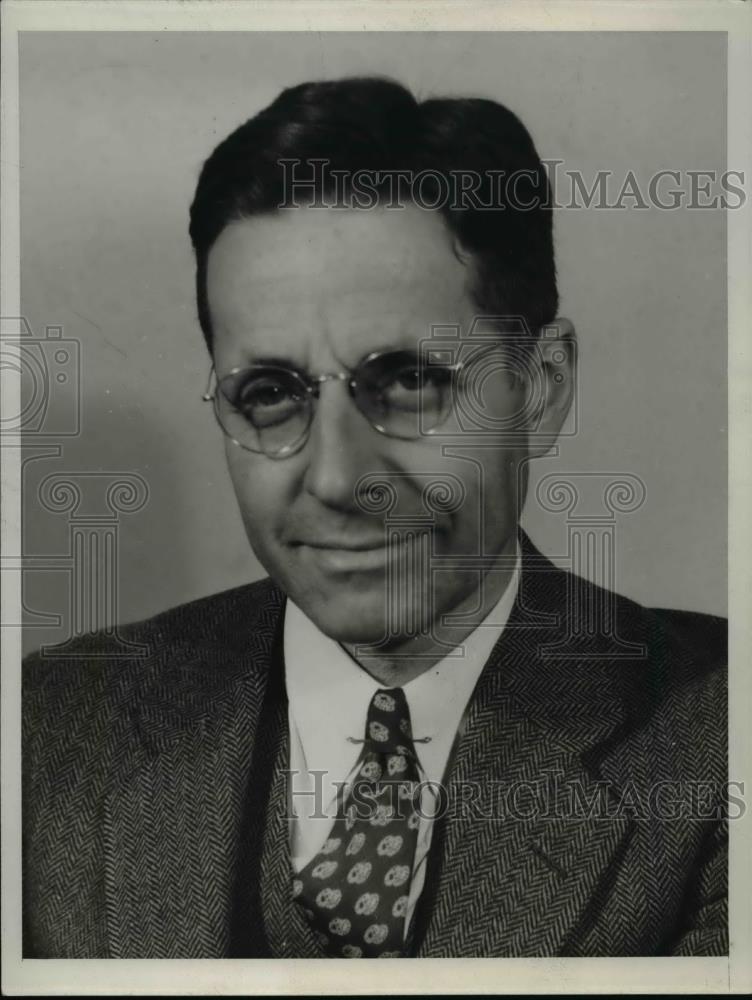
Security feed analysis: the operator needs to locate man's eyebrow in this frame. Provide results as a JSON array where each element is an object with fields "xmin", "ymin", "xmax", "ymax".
[
  {"xmin": 234, "ymin": 343, "xmax": 431, "ymax": 376},
  {"xmin": 240, "ymin": 354, "xmax": 303, "ymax": 369},
  {"xmin": 240, "ymin": 345, "xmax": 425, "ymax": 369}
]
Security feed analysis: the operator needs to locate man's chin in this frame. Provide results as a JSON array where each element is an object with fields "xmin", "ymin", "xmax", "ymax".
[
  {"xmin": 288, "ymin": 589, "xmax": 394, "ymax": 645},
  {"xmin": 263, "ymin": 545, "xmax": 434, "ymax": 643}
]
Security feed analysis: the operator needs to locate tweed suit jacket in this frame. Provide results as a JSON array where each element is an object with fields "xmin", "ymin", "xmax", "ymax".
[{"xmin": 23, "ymin": 532, "xmax": 727, "ymax": 958}]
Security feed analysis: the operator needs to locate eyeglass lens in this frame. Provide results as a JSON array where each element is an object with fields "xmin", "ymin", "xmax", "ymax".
[{"xmin": 213, "ymin": 351, "xmax": 455, "ymax": 455}]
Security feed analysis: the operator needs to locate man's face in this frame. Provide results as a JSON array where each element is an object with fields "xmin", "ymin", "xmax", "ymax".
[{"xmin": 206, "ymin": 205, "xmax": 530, "ymax": 645}]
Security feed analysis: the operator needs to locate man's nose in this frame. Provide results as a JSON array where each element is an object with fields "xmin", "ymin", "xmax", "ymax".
[{"xmin": 301, "ymin": 381, "xmax": 381, "ymax": 510}]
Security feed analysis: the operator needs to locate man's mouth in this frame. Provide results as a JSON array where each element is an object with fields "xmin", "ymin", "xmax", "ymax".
[
  {"xmin": 294, "ymin": 536, "xmax": 414, "ymax": 572},
  {"xmin": 296, "ymin": 536, "xmax": 390, "ymax": 551}
]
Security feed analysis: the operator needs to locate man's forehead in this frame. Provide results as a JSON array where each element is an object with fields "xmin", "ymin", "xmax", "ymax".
[
  {"xmin": 206, "ymin": 206, "xmax": 474, "ymax": 354},
  {"xmin": 207, "ymin": 205, "xmax": 467, "ymax": 287}
]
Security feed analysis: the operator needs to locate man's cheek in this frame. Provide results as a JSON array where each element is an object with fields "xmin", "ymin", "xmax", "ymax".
[
  {"xmin": 227, "ymin": 460, "xmax": 274, "ymax": 527},
  {"xmin": 230, "ymin": 484, "xmax": 282, "ymax": 565},
  {"xmin": 241, "ymin": 503, "xmax": 279, "ymax": 556}
]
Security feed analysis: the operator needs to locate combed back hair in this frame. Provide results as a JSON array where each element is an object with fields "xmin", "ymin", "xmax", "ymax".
[{"xmin": 189, "ymin": 76, "xmax": 558, "ymax": 351}]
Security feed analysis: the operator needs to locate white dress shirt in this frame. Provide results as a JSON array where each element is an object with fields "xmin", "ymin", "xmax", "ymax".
[{"xmin": 283, "ymin": 544, "xmax": 520, "ymax": 939}]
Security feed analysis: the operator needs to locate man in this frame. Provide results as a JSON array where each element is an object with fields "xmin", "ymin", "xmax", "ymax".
[{"xmin": 23, "ymin": 77, "xmax": 727, "ymax": 958}]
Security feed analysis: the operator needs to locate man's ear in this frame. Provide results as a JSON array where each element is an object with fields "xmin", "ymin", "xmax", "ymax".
[{"xmin": 525, "ymin": 317, "xmax": 576, "ymax": 458}]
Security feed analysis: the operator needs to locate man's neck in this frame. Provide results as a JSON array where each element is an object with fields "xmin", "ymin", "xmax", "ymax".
[{"xmin": 341, "ymin": 542, "xmax": 519, "ymax": 687}]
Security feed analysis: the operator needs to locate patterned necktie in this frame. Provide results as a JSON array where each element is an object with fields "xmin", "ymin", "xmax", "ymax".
[{"xmin": 293, "ymin": 687, "xmax": 422, "ymax": 958}]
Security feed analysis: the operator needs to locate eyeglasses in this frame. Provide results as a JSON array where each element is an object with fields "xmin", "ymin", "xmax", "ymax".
[{"xmin": 202, "ymin": 345, "xmax": 505, "ymax": 458}]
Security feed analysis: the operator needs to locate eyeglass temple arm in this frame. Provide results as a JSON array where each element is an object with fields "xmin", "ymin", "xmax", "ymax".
[{"xmin": 202, "ymin": 366, "xmax": 217, "ymax": 402}]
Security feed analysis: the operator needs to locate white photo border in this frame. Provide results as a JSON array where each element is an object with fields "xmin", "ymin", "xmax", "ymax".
[{"xmin": 2, "ymin": 0, "xmax": 750, "ymax": 995}]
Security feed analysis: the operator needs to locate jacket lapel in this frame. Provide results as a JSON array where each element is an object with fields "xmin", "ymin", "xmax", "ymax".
[
  {"xmin": 102, "ymin": 584, "xmax": 286, "ymax": 958},
  {"xmin": 416, "ymin": 535, "xmax": 638, "ymax": 956},
  {"xmin": 256, "ymin": 695, "xmax": 324, "ymax": 958}
]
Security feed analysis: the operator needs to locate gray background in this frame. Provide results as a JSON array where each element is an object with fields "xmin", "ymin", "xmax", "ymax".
[{"xmin": 20, "ymin": 31, "xmax": 727, "ymax": 653}]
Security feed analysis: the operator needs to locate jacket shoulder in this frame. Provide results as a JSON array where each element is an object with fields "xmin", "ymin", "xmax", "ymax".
[
  {"xmin": 517, "ymin": 535, "xmax": 727, "ymax": 769},
  {"xmin": 23, "ymin": 577, "xmax": 284, "ymax": 746},
  {"xmin": 518, "ymin": 529, "xmax": 726, "ymax": 680},
  {"xmin": 594, "ymin": 581, "xmax": 726, "ymax": 717},
  {"xmin": 583, "ymin": 590, "xmax": 728, "ymax": 789},
  {"xmin": 647, "ymin": 605, "xmax": 727, "ymax": 670}
]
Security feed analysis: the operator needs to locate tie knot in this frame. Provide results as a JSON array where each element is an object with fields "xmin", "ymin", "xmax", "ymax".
[{"xmin": 363, "ymin": 688, "xmax": 414, "ymax": 755}]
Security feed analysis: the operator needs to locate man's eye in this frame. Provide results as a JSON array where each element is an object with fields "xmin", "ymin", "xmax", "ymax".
[
  {"xmin": 238, "ymin": 380, "xmax": 294, "ymax": 409},
  {"xmin": 234, "ymin": 375, "xmax": 303, "ymax": 427},
  {"xmin": 393, "ymin": 368, "xmax": 423, "ymax": 391},
  {"xmin": 381, "ymin": 366, "xmax": 451, "ymax": 413}
]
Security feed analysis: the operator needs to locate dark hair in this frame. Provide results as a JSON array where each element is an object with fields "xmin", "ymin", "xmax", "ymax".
[{"xmin": 189, "ymin": 76, "xmax": 557, "ymax": 351}]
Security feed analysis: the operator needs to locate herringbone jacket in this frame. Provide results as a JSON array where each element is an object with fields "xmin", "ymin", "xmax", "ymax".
[{"xmin": 23, "ymin": 533, "xmax": 727, "ymax": 957}]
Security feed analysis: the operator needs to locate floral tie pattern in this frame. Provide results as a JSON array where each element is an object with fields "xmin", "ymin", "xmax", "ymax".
[{"xmin": 293, "ymin": 687, "xmax": 421, "ymax": 958}]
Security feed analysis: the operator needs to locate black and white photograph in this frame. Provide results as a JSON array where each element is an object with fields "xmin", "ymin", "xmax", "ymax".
[{"xmin": 2, "ymin": 0, "xmax": 750, "ymax": 994}]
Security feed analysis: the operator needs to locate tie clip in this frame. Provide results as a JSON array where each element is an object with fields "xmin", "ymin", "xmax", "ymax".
[{"xmin": 346, "ymin": 736, "xmax": 432, "ymax": 744}]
